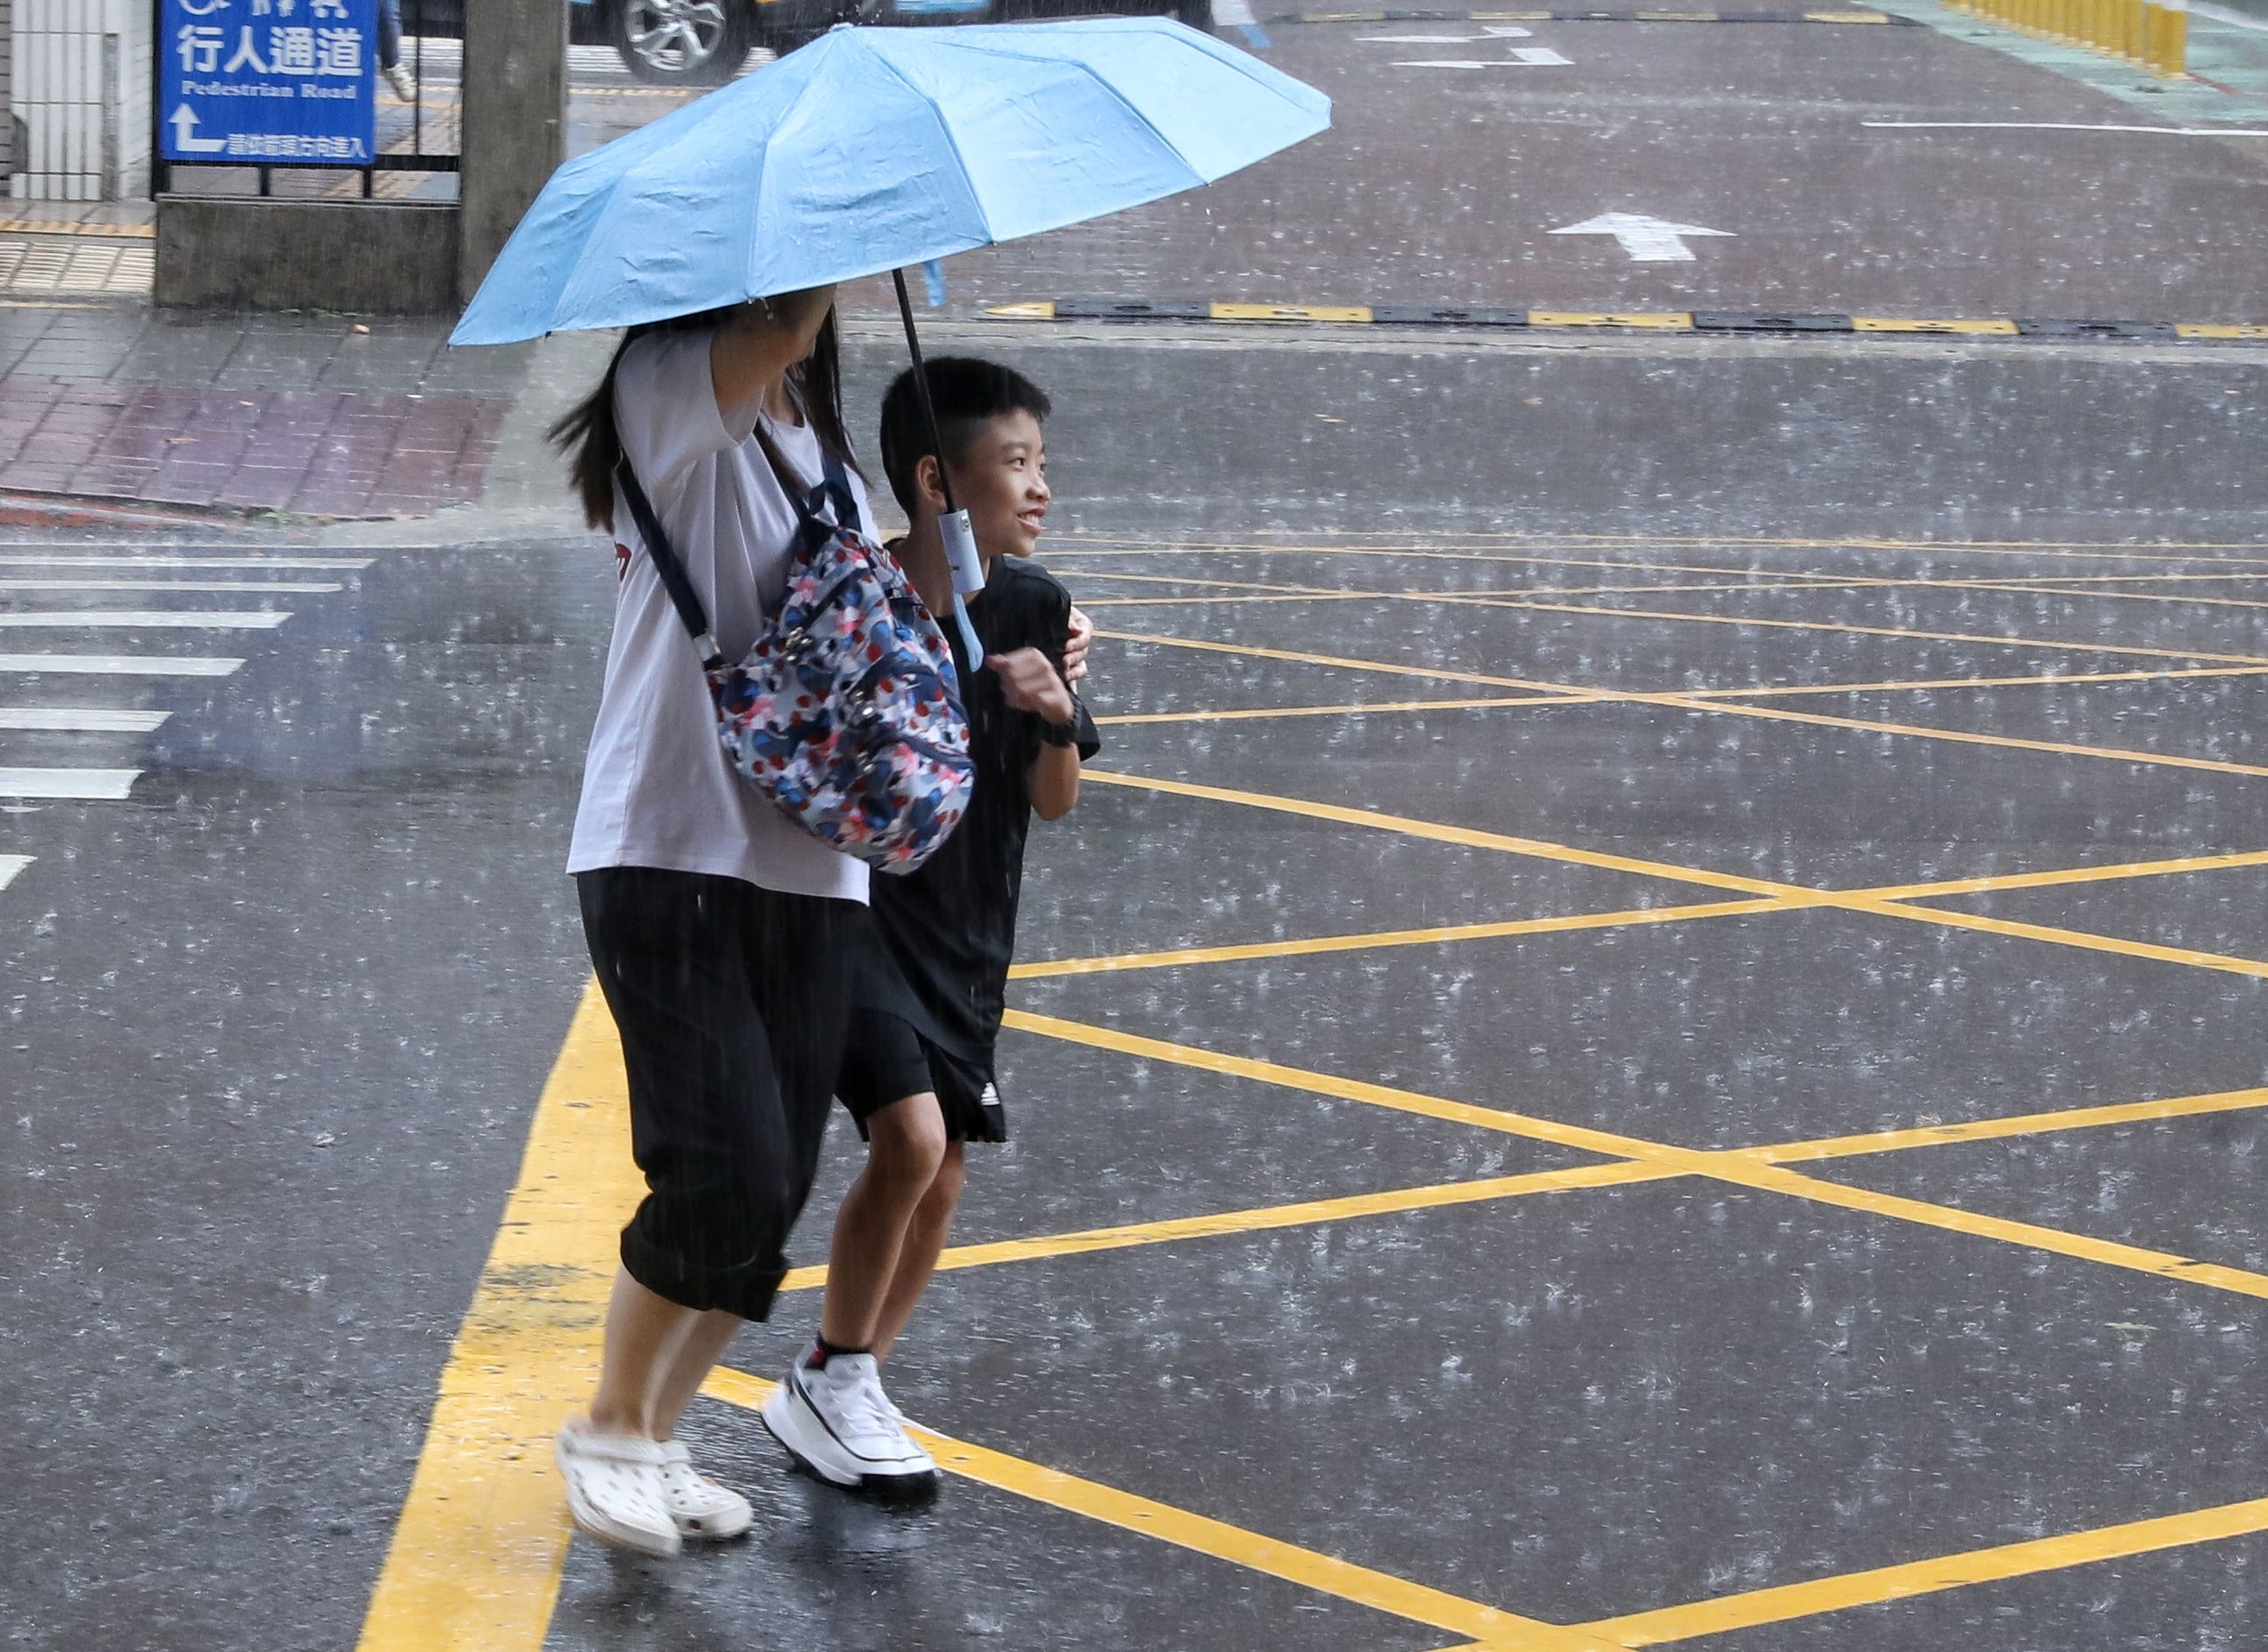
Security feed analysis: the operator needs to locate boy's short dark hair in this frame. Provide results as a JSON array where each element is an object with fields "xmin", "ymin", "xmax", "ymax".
[{"xmin": 879, "ymin": 356, "xmax": 1053, "ymax": 519}]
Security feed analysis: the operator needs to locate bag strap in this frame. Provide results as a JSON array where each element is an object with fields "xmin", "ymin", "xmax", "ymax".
[{"xmin": 614, "ymin": 455, "xmax": 723, "ymax": 670}]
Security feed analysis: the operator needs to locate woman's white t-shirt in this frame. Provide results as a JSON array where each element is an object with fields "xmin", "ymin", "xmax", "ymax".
[{"xmin": 566, "ymin": 326, "xmax": 881, "ymax": 904}]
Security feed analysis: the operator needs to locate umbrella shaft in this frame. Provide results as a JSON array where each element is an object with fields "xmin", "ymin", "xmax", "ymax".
[{"xmin": 892, "ymin": 267, "xmax": 958, "ymax": 517}]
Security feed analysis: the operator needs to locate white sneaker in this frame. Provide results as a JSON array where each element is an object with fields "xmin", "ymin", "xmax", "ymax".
[
  {"xmin": 657, "ymin": 1440, "xmax": 755, "ymax": 1540},
  {"xmin": 760, "ymin": 1354, "xmax": 939, "ymax": 1494},
  {"xmin": 384, "ymin": 62, "xmax": 417, "ymax": 102},
  {"xmin": 553, "ymin": 1420, "xmax": 680, "ymax": 1557}
]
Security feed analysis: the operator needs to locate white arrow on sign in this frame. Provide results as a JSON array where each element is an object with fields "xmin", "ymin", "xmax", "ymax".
[
  {"xmin": 170, "ymin": 105, "xmax": 226, "ymax": 154},
  {"xmin": 1548, "ymin": 212, "xmax": 1732, "ymax": 263}
]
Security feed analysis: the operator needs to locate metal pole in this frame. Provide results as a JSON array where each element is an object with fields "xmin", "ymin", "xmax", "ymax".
[{"xmin": 891, "ymin": 266, "xmax": 957, "ymax": 514}]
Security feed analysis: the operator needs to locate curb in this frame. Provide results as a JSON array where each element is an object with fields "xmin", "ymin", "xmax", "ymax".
[
  {"xmin": 0, "ymin": 490, "xmax": 321, "ymax": 533},
  {"xmin": 1256, "ymin": 5, "xmax": 1916, "ymax": 21},
  {"xmin": 984, "ymin": 300, "xmax": 2268, "ymax": 342}
]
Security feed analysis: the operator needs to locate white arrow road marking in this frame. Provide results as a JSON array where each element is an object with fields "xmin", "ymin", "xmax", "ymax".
[
  {"xmin": 0, "ymin": 854, "xmax": 29, "ymax": 890},
  {"xmin": 0, "ymin": 655, "xmax": 244, "ymax": 676},
  {"xmin": 0, "ymin": 610, "xmax": 289, "ymax": 629},
  {"xmin": 170, "ymin": 106, "xmax": 227, "ymax": 154},
  {"xmin": 1394, "ymin": 48, "xmax": 1570, "ymax": 64},
  {"xmin": 1549, "ymin": 211, "xmax": 1734, "ymax": 262},
  {"xmin": 0, "ymin": 707, "xmax": 172, "ymax": 733},
  {"xmin": 0, "ymin": 767, "xmax": 141, "ymax": 800}
]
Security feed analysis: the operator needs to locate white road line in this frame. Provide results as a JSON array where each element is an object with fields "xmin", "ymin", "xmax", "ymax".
[
  {"xmin": 0, "ymin": 654, "xmax": 242, "ymax": 676},
  {"xmin": 0, "ymin": 580, "xmax": 343, "ymax": 594},
  {"xmin": 0, "ymin": 767, "xmax": 140, "ymax": 799},
  {"xmin": 0, "ymin": 707, "xmax": 171, "ymax": 732},
  {"xmin": 0, "ymin": 853, "xmax": 28, "ymax": 889},
  {"xmin": 0, "ymin": 610, "xmax": 289, "ymax": 629},
  {"xmin": 0, "ymin": 556, "xmax": 372, "ymax": 569},
  {"xmin": 1864, "ymin": 120, "xmax": 2268, "ymax": 135}
]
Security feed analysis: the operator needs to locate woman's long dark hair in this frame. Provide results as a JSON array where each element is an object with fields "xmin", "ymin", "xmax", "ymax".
[{"xmin": 549, "ymin": 301, "xmax": 860, "ymax": 530}]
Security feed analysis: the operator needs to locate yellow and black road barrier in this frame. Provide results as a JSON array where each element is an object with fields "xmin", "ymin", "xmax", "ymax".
[
  {"xmin": 1947, "ymin": 0, "xmax": 2186, "ymax": 75},
  {"xmin": 983, "ymin": 299, "xmax": 2268, "ymax": 343}
]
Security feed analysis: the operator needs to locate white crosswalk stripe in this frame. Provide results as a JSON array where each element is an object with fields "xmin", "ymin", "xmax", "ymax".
[
  {"xmin": 0, "ymin": 707, "xmax": 172, "ymax": 732},
  {"xmin": 0, "ymin": 580, "xmax": 343, "ymax": 594},
  {"xmin": 0, "ymin": 556, "xmax": 372, "ymax": 570},
  {"xmin": 0, "ymin": 767, "xmax": 141, "ymax": 800},
  {"xmin": 0, "ymin": 655, "xmax": 244, "ymax": 676},
  {"xmin": 0, "ymin": 854, "xmax": 29, "ymax": 891},
  {"xmin": 0, "ymin": 611, "xmax": 291, "ymax": 629}
]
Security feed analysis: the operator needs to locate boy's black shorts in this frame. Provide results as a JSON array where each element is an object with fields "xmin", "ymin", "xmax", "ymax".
[{"xmin": 837, "ymin": 1008, "xmax": 1008, "ymax": 1144}]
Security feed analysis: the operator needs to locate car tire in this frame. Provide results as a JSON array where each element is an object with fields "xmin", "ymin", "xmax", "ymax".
[{"xmin": 612, "ymin": 0, "xmax": 755, "ymax": 84}]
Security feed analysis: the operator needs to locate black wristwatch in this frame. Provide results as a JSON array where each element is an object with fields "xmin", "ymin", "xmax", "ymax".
[{"xmin": 1039, "ymin": 696, "xmax": 1082, "ymax": 748}]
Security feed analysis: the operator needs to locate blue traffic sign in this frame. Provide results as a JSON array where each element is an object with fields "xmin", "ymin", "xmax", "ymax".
[{"xmin": 159, "ymin": 0, "xmax": 377, "ymax": 166}]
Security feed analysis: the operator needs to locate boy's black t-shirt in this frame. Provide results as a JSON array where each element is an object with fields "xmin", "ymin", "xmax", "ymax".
[{"xmin": 859, "ymin": 552, "xmax": 1101, "ymax": 1063}]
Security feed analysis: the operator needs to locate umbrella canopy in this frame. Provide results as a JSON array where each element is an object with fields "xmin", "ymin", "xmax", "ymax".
[{"xmin": 450, "ymin": 18, "xmax": 1330, "ymax": 346}]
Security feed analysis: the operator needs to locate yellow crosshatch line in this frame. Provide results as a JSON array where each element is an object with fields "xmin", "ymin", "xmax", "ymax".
[
  {"xmin": 1008, "ymin": 845, "xmax": 2268, "ymax": 982},
  {"xmin": 365, "ymin": 983, "xmax": 2268, "ymax": 1652},
  {"xmin": 1088, "ymin": 664, "xmax": 2268, "ymax": 728},
  {"xmin": 362, "ymin": 518, "xmax": 2268, "ymax": 1650},
  {"xmin": 1076, "ymin": 770, "xmax": 2268, "ymax": 986},
  {"xmin": 696, "ymin": 1367, "xmax": 1611, "ymax": 1650},
  {"xmin": 770, "ymin": 1083, "xmax": 2268, "ymax": 1296},
  {"xmin": 1002, "ymin": 1010, "xmax": 2268, "ymax": 1305},
  {"xmin": 1093, "ymin": 629, "xmax": 2268, "ymax": 782}
]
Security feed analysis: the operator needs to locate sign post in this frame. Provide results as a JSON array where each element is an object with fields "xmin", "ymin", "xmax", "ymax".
[{"xmin": 158, "ymin": 0, "xmax": 376, "ymax": 170}]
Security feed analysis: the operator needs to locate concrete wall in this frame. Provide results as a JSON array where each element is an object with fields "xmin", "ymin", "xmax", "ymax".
[
  {"xmin": 8, "ymin": 0, "xmax": 150, "ymax": 201},
  {"xmin": 156, "ymin": 196, "xmax": 460, "ymax": 312}
]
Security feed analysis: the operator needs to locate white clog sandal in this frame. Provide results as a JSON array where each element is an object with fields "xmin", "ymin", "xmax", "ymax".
[
  {"xmin": 554, "ymin": 1421, "xmax": 681, "ymax": 1557},
  {"xmin": 657, "ymin": 1440, "xmax": 755, "ymax": 1540}
]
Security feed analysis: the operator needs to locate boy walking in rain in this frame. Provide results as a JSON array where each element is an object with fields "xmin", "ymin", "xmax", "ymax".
[{"xmin": 762, "ymin": 358, "xmax": 1099, "ymax": 1492}]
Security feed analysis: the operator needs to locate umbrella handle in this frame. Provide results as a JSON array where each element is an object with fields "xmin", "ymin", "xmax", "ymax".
[{"xmin": 940, "ymin": 508, "xmax": 986, "ymax": 664}]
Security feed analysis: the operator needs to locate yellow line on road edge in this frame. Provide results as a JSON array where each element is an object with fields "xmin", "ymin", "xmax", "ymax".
[
  {"xmin": 353, "ymin": 980, "xmax": 635, "ymax": 1652},
  {"xmin": 699, "ymin": 1368, "xmax": 1610, "ymax": 1650},
  {"xmin": 1003, "ymin": 1011, "xmax": 2268, "ymax": 1304},
  {"xmin": 1570, "ymin": 1494, "xmax": 2268, "ymax": 1646}
]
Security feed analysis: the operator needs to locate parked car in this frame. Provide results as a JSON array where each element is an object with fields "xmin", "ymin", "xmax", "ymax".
[{"xmin": 401, "ymin": 0, "xmax": 1209, "ymax": 88}]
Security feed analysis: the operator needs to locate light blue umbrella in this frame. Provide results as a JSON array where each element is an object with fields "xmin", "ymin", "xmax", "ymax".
[
  {"xmin": 453, "ymin": 17, "xmax": 1326, "ymax": 658},
  {"xmin": 449, "ymin": 18, "xmax": 1330, "ymax": 346}
]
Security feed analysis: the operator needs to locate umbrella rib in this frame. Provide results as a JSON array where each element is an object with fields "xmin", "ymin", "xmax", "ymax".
[{"xmin": 863, "ymin": 46, "xmax": 1002, "ymax": 247}]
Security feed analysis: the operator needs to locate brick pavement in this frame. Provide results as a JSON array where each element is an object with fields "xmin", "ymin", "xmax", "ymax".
[{"xmin": 0, "ymin": 305, "xmax": 529, "ymax": 520}]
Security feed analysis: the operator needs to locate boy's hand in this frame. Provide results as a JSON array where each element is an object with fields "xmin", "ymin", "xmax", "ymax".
[
  {"xmin": 987, "ymin": 648, "xmax": 1078, "ymax": 726},
  {"xmin": 1062, "ymin": 606, "xmax": 1094, "ymax": 686}
]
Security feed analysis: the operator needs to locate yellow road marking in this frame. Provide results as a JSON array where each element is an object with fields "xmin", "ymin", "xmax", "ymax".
[
  {"xmin": 1094, "ymin": 694, "xmax": 1579, "ymax": 726},
  {"xmin": 1575, "ymin": 1494, "xmax": 2268, "ymax": 1645},
  {"xmin": 699, "ymin": 1367, "xmax": 1606, "ymax": 1649},
  {"xmin": 1528, "ymin": 311, "xmax": 1696, "ymax": 328},
  {"xmin": 1007, "ymin": 1011, "xmax": 2268, "ymax": 1304},
  {"xmin": 1008, "ymin": 845, "xmax": 2268, "ymax": 981},
  {"xmin": 355, "ymin": 981, "xmax": 639, "ymax": 1652},
  {"xmin": 1212, "ymin": 301, "xmax": 1375, "ymax": 324},
  {"xmin": 1078, "ymin": 771, "xmax": 2268, "ymax": 985},
  {"xmin": 2179, "ymin": 323, "xmax": 2268, "ymax": 340},
  {"xmin": 776, "ymin": 1160, "xmax": 1684, "ymax": 1294},
  {"xmin": 1852, "ymin": 315, "xmax": 2020, "ymax": 334},
  {"xmin": 1010, "ymin": 899, "xmax": 1787, "ymax": 978},
  {"xmin": 1096, "ymin": 627, "xmax": 2268, "ymax": 782},
  {"xmin": 1752, "ymin": 1083, "xmax": 2268, "ymax": 1163},
  {"xmin": 1086, "ymin": 665, "xmax": 2268, "ymax": 729}
]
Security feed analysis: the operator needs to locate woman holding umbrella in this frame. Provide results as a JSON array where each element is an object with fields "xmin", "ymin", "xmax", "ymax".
[{"xmin": 548, "ymin": 285, "xmax": 880, "ymax": 1556}]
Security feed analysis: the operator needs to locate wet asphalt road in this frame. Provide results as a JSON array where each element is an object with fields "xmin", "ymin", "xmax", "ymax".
[
  {"xmin": 11, "ymin": 11, "xmax": 2268, "ymax": 1652},
  {"xmin": 4, "ymin": 322, "xmax": 2267, "ymax": 1650}
]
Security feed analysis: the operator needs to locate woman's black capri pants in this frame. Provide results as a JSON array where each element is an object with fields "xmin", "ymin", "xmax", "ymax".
[{"xmin": 577, "ymin": 865, "xmax": 859, "ymax": 1323}]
